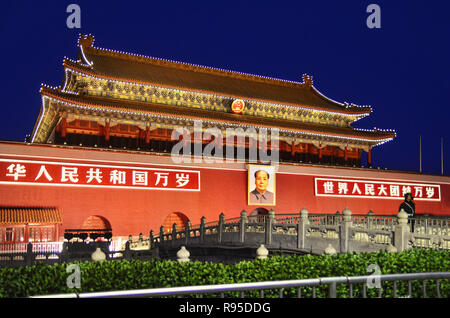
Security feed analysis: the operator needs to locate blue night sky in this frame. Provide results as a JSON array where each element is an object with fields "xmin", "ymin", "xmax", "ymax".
[{"xmin": 0, "ymin": 1, "xmax": 449, "ymax": 175}]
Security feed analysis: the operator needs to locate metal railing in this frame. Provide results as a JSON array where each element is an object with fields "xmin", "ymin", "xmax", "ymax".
[{"xmin": 31, "ymin": 272, "xmax": 449, "ymax": 298}]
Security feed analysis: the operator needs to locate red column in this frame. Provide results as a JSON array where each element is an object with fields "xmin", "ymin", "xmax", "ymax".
[
  {"xmin": 291, "ymin": 141, "xmax": 296, "ymax": 157},
  {"xmin": 25, "ymin": 224, "xmax": 29, "ymax": 242},
  {"xmin": 344, "ymin": 146, "xmax": 348, "ymax": 162},
  {"xmin": 305, "ymin": 143, "xmax": 310, "ymax": 161},
  {"xmin": 368, "ymin": 148, "xmax": 372, "ymax": 167},
  {"xmin": 145, "ymin": 125, "xmax": 150, "ymax": 144},
  {"xmin": 54, "ymin": 224, "xmax": 59, "ymax": 242},
  {"xmin": 105, "ymin": 120, "xmax": 110, "ymax": 142}
]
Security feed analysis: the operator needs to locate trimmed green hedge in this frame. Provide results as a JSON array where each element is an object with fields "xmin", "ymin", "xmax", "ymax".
[{"xmin": 0, "ymin": 249, "xmax": 449, "ymax": 298}]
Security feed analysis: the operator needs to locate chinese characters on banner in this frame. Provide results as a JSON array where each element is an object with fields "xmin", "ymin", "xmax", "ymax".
[
  {"xmin": 315, "ymin": 177, "xmax": 441, "ymax": 201},
  {"xmin": 0, "ymin": 159, "xmax": 200, "ymax": 191}
]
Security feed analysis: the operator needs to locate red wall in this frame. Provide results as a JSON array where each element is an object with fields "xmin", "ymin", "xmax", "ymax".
[
  {"xmin": 275, "ymin": 173, "xmax": 450, "ymax": 215},
  {"xmin": 0, "ymin": 142, "xmax": 449, "ymax": 238}
]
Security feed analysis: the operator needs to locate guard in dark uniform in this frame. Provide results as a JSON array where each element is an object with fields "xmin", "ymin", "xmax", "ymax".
[{"xmin": 398, "ymin": 192, "xmax": 415, "ymax": 232}]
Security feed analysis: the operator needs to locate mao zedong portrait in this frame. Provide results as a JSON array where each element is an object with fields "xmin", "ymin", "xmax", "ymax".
[{"xmin": 249, "ymin": 170, "xmax": 274, "ymax": 205}]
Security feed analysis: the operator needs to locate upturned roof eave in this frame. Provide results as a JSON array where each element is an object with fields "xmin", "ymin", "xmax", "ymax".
[
  {"xmin": 38, "ymin": 86, "xmax": 395, "ymax": 144},
  {"xmin": 62, "ymin": 56, "xmax": 371, "ymax": 117}
]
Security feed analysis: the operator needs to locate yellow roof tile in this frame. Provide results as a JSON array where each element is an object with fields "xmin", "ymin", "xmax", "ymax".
[{"xmin": 0, "ymin": 207, "xmax": 62, "ymax": 225}]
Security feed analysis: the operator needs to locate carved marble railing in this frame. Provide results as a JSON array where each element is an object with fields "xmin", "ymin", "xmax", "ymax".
[
  {"xmin": 408, "ymin": 216, "xmax": 450, "ymax": 250},
  {"xmin": 145, "ymin": 209, "xmax": 450, "ymax": 255}
]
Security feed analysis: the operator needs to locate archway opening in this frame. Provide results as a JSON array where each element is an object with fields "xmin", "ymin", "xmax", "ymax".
[
  {"xmin": 80, "ymin": 215, "xmax": 112, "ymax": 240},
  {"xmin": 249, "ymin": 207, "xmax": 269, "ymax": 223},
  {"xmin": 162, "ymin": 212, "xmax": 189, "ymax": 233}
]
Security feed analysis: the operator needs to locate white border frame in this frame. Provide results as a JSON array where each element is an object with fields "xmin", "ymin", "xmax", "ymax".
[
  {"xmin": 0, "ymin": 158, "xmax": 201, "ymax": 192},
  {"xmin": 314, "ymin": 177, "xmax": 441, "ymax": 201}
]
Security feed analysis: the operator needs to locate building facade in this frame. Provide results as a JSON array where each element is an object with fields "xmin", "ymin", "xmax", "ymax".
[{"xmin": 1, "ymin": 35, "xmax": 448, "ymax": 243}]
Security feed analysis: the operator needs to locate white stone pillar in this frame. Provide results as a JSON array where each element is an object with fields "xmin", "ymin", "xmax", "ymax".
[
  {"xmin": 340, "ymin": 207, "xmax": 352, "ymax": 253},
  {"xmin": 256, "ymin": 244, "xmax": 269, "ymax": 259},
  {"xmin": 394, "ymin": 209, "xmax": 411, "ymax": 252}
]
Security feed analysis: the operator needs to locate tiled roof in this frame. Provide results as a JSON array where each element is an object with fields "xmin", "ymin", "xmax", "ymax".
[
  {"xmin": 68, "ymin": 38, "xmax": 371, "ymax": 115},
  {"xmin": 0, "ymin": 207, "xmax": 62, "ymax": 225},
  {"xmin": 41, "ymin": 87, "xmax": 395, "ymax": 142}
]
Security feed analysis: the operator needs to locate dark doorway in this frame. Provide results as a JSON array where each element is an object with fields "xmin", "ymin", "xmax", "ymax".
[{"xmin": 249, "ymin": 207, "xmax": 269, "ymax": 223}]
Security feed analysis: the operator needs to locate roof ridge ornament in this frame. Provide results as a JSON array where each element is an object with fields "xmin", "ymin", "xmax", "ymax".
[
  {"xmin": 302, "ymin": 74, "xmax": 313, "ymax": 87},
  {"xmin": 77, "ymin": 34, "xmax": 95, "ymax": 48},
  {"xmin": 77, "ymin": 34, "xmax": 94, "ymax": 67},
  {"xmin": 81, "ymin": 34, "xmax": 308, "ymax": 89}
]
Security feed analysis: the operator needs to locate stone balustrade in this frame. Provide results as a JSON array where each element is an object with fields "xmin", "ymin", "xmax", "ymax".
[{"xmin": 148, "ymin": 208, "xmax": 450, "ymax": 256}]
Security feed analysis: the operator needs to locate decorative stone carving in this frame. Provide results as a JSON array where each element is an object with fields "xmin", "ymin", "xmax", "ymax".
[
  {"xmin": 256, "ymin": 244, "xmax": 269, "ymax": 259},
  {"xmin": 324, "ymin": 244, "xmax": 336, "ymax": 255},
  {"xmin": 397, "ymin": 209, "xmax": 409, "ymax": 225},
  {"xmin": 91, "ymin": 247, "xmax": 106, "ymax": 262},
  {"xmin": 386, "ymin": 244, "xmax": 397, "ymax": 253},
  {"xmin": 342, "ymin": 207, "xmax": 352, "ymax": 220},
  {"xmin": 176, "ymin": 246, "xmax": 190, "ymax": 262}
]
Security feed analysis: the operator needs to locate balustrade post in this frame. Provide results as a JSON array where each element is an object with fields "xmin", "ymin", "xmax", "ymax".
[
  {"xmin": 124, "ymin": 241, "xmax": 131, "ymax": 260},
  {"xmin": 149, "ymin": 230, "xmax": 154, "ymax": 249},
  {"xmin": 200, "ymin": 216, "xmax": 206, "ymax": 244},
  {"xmin": 240, "ymin": 210, "xmax": 247, "ymax": 243},
  {"xmin": 60, "ymin": 241, "xmax": 69, "ymax": 263},
  {"xmin": 394, "ymin": 209, "xmax": 411, "ymax": 252},
  {"xmin": 297, "ymin": 208, "xmax": 309, "ymax": 249},
  {"xmin": 265, "ymin": 209, "xmax": 275, "ymax": 246},
  {"xmin": 159, "ymin": 226, "xmax": 165, "ymax": 245},
  {"xmin": 25, "ymin": 242, "xmax": 33, "ymax": 266},
  {"xmin": 367, "ymin": 210, "xmax": 375, "ymax": 230},
  {"xmin": 172, "ymin": 223, "xmax": 178, "ymax": 247},
  {"xmin": 340, "ymin": 207, "xmax": 352, "ymax": 253},
  {"xmin": 172, "ymin": 223, "xmax": 177, "ymax": 236},
  {"xmin": 185, "ymin": 220, "xmax": 191, "ymax": 245},
  {"xmin": 218, "ymin": 213, "xmax": 225, "ymax": 243}
]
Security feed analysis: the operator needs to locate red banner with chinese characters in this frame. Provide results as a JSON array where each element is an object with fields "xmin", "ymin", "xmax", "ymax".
[
  {"xmin": 315, "ymin": 177, "xmax": 440, "ymax": 201},
  {"xmin": 0, "ymin": 158, "xmax": 200, "ymax": 191}
]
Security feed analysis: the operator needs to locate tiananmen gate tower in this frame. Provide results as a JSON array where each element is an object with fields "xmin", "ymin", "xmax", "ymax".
[{"xmin": 0, "ymin": 34, "xmax": 448, "ymax": 245}]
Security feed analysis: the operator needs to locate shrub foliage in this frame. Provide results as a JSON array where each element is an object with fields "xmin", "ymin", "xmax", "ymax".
[{"xmin": 0, "ymin": 249, "xmax": 448, "ymax": 298}]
